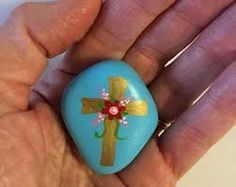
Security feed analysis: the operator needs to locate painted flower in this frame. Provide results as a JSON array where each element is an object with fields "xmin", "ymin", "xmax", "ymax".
[{"xmin": 101, "ymin": 100, "xmax": 126, "ymax": 120}]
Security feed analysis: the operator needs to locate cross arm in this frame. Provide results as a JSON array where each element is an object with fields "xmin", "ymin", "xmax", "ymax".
[
  {"xmin": 81, "ymin": 98, "xmax": 103, "ymax": 114},
  {"xmin": 126, "ymin": 100, "xmax": 148, "ymax": 116}
]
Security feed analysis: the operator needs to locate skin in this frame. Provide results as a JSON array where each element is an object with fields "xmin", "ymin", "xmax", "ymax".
[{"xmin": 0, "ymin": 0, "xmax": 235, "ymax": 186}]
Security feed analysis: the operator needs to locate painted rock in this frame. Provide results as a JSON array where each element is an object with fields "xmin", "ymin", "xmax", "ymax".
[{"xmin": 62, "ymin": 60, "xmax": 158, "ymax": 174}]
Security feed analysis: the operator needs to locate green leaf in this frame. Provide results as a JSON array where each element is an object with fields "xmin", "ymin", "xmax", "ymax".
[
  {"xmin": 98, "ymin": 101, "xmax": 104, "ymax": 109},
  {"xmin": 110, "ymin": 97, "xmax": 115, "ymax": 104},
  {"xmin": 122, "ymin": 112, "xmax": 129, "ymax": 116},
  {"xmin": 94, "ymin": 131, "xmax": 104, "ymax": 139}
]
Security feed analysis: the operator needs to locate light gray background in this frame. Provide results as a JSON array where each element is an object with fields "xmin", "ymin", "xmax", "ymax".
[{"xmin": 0, "ymin": 1, "xmax": 235, "ymax": 187}]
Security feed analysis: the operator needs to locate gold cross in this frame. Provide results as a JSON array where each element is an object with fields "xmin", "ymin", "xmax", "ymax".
[{"xmin": 81, "ymin": 77, "xmax": 148, "ymax": 166}]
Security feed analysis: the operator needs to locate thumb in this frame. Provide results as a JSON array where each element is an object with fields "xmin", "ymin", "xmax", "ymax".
[{"xmin": 0, "ymin": 0, "xmax": 101, "ymax": 115}]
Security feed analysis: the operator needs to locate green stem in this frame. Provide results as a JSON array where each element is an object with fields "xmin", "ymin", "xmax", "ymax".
[
  {"xmin": 94, "ymin": 126, "xmax": 107, "ymax": 139},
  {"xmin": 114, "ymin": 120, "xmax": 128, "ymax": 140}
]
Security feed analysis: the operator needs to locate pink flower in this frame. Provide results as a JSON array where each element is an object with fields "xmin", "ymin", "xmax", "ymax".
[{"xmin": 101, "ymin": 100, "xmax": 126, "ymax": 120}]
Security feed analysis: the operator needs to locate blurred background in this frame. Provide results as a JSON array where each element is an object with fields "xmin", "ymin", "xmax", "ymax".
[{"xmin": 0, "ymin": 1, "xmax": 235, "ymax": 186}]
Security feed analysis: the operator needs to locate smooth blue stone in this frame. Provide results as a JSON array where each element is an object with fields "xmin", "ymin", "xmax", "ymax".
[{"xmin": 62, "ymin": 60, "xmax": 158, "ymax": 174}]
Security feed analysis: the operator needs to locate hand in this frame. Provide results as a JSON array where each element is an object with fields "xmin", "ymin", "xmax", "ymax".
[{"xmin": 0, "ymin": 0, "xmax": 235, "ymax": 186}]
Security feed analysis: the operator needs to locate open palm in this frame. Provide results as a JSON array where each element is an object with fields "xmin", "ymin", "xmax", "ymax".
[{"xmin": 0, "ymin": 0, "xmax": 235, "ymax": 186}]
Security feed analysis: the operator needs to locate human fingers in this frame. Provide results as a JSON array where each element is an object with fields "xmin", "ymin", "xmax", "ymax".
[
  {"xmin": 151, "ymin": 2, "xmax": 236, "ymax": 122},
  {"xmin": 0, "ymin": 0, "xmax": 101, "ymax": 116},
  {"xmin": 159, "ymin": 61, "xmax": 236, "ymax": 178},
  {"xmin": 34, "ymin": 0, "xmax": 175, "ymax": 108},
  {"xmin": 118, "ymin": 3, "xmax": 236, "ymax": 185},
  {"xmin": 124, "ymin": 0, "xmax": 234, "ymax": 83},
  {"xmin": 62, "ymin": 0, "xmax": 175, "ymax": 73}
]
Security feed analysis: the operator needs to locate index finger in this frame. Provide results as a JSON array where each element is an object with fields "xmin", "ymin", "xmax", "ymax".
[{"xmin": 0, "ymin": 0, "xmax": 101, "ymax": 116}]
